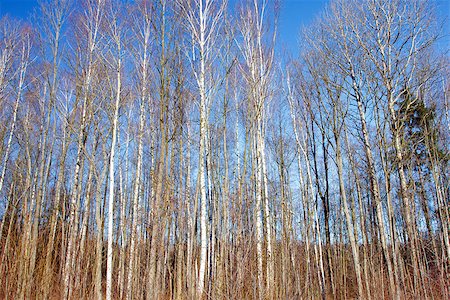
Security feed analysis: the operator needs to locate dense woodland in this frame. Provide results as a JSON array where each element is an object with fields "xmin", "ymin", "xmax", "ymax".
[{"xmin": 0, "ymin": 0, "xmax": 449, "ymax": 299}]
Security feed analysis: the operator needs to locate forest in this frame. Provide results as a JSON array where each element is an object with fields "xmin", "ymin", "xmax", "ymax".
[{"xmin": 0, "ymin": 0, "xmax": 449, "ymax": 299}]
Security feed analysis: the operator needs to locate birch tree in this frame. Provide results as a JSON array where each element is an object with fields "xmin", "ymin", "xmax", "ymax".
[
  {"xmin": 63, "ymin": 0, "xmax": 104, "ymax": 297},
  {"xmin": 0, "ymin": 0, "xmax": 448, "ymax": 298},
  {"xmin": 176, "ymin": 0, "xmax": 226, "ymax": 296},
  {"xmin": 103, "ymin": 1, "xmax": 127, "ymax": 298},
  {"xmin": 236, "ymin": 1, "xmax": 277, "ymax": 297}
]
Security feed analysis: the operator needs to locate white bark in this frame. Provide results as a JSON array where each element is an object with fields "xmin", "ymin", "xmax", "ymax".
[
  {"xmin": 127, "ymin": 5, "xmax": 151, "ymax": 296},
  {"xmin": 63, "ymin": 1, "xmax": 103, "ymax": 297},
  {"xmin": 176, "ymin": 0, "xmax": 226, "ymax": 296},
  {"xmin": 106, "ymin": 14, "xmax": 123, "ymax": 300},
  {"xmin": 0, "ymin": 31, "xmax": 30, "ymax": 197}
]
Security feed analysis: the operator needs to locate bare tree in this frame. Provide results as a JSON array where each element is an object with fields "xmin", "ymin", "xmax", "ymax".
[
  {"xmin": 1, "ymin": 0, "xmax": 447, "ymax": 299},
  {"xmin": 176, "ymin": 0, "xmax": 226, "ymax": 297},
  {"xmin": 235, "ymin": 0, "xmax": 277, "ymax": 297}
]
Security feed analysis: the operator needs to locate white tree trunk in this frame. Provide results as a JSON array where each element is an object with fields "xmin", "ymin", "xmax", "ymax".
[{"xmin": 106, "ymin": 55, "xmax": 122, "ymax": 300}]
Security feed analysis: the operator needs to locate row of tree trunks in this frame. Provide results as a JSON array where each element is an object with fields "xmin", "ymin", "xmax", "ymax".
[{"xmin": 0, "ymin": 0, "xmax": 448, "ymax": 299}]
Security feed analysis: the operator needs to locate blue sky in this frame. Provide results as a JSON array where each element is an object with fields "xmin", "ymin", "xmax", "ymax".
[
  {"xmin": 0, "ymin": 0, "xmax": 39, "ymax": 18},
  {"xmin": 0, "ymin": 0, "xmax": 328, "ymax": 52},
  {"xmin": 0, "ymin": 0, "xmax": 448, "ymax": 52},
  {"xmin": 278, "ymin": 0, "xmax": 327, "ymax": 51},
  {"xmin": 0, "ymin": 0, "xmax": 328, "ymax": 21}
]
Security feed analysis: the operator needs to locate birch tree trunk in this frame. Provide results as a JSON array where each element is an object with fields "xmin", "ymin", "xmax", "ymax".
[
  {"xmin": 127, "ymin": 3, "xmax": 151, "ymax": 298},
  {"xmin": 106, "ymin": 3, "xmax": 124, "ymax": 297},
  {"xmin": 176, "ymin": 0, "xmax": 226, "ymax": 296},
  {"xmin": 63, "ymin": 1, "xmax": 103, "ymax": 297}
]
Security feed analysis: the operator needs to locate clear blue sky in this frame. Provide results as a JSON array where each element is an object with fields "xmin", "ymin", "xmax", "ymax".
[
  {"xmin": 278, "ymin": 0, "xmax": 327, "ymax": 52},
  {"xmin": 0, "ymin": 0, "xmax": 328, "ymax": 51},
  {"xmin": 0, "ymin": 0, "xmax": 328, "ymax": 21},
  {"xmin": 0, "ymin": 0, "xmax": 39, "ymax": 18},
  {"xmin": 0, "ymin": 0, "xmax": 448, "ymax": 53}
]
